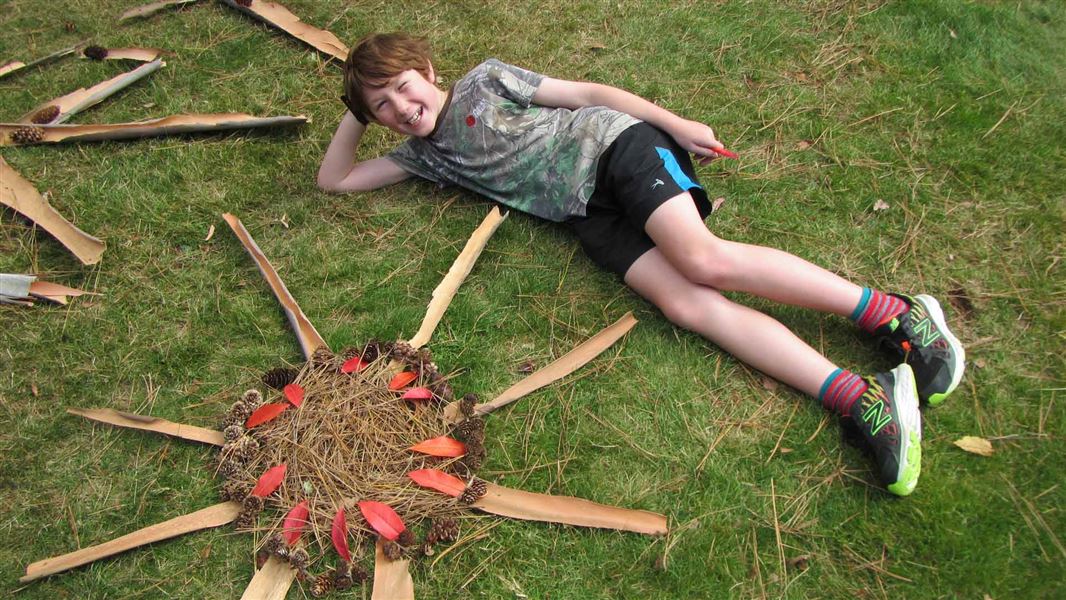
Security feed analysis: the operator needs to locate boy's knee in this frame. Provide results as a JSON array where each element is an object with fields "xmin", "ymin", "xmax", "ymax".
[
  {"xmin": 655, "ymin": 288, "xmax": 725, "ymax": 331},
  {"xmin": 673, "ymin": 246, "xmax": 738, "ymax": 288}
]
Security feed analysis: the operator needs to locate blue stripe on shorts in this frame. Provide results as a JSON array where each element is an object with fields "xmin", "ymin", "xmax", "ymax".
[{"xmin": 655, "ymin": 146, "xmax": 702, "ymax": 191}]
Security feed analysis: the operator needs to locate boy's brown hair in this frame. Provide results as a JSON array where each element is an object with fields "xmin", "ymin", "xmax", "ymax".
[{"xmin": 342, "ymin": 33, "xmax": 433, "ymax": 124}]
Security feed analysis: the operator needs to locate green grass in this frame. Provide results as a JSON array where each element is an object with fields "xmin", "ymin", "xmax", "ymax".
[{"xmin": 2, "ymin": 0, "xmax": 1064, "ymax": 598}]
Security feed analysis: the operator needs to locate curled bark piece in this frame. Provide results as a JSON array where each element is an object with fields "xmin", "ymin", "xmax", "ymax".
[
  {"xmin": 28, "ymin": 279, "xmax": 97, "ymax": 304},
  {"xmin": 20, "ymin": 501, "xmax": 241, "ymax": 582},
  {"xmin": 220, "ymin": 0, "xmax": 348, "ymax": 61},
  {"xmin": 241, "ymin": 554, "xmax": 297, "ymax": 600},
  {"xmin": 473, "ymin": 483, "xmax": 667, "ymax": 536},
  {"xmin": 18, "ymin": 59, "xmax": 164, "ymax": 125},
  {"xmin": 67, "ymin": 407, "xmax": 225, "ymax": 446},
  {"xmin": 1, "ymin": 113, "xmax": 307, "ymax": 146},
  {"xmin": 119, "ymin": 0, "xmax": 202, "ymax": 22},
  {"xmin": 443, "ymin": 311, "xmax": 637, "ymax": 423},
  {"xmin": 1, "ymin": 62, "xmax": 26, "ymax": 78},
  {"xmin": 222, "ymin": 213, "xmax": 328, "ymax": 360},
  {"xmin": 0, "ymin": 157, "xmax": 106, "ymax": 265},
  {"xmin": 0, "ymin": 42, "xmax": 83, "ymax": 81},
  {"xmin": 79, "ymin": 47, "xmax": 164, "ymax": 62},
  {"xmin": 371, "ymin": 537, "xmax": 414, "ymax": 600},
  {"xmin": 408, "ymin": 206, "xmax": 508, "ymax": 349}
]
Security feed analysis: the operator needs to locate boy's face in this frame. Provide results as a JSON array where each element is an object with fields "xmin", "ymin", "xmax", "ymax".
[{"xmin": 363, "ymin": 66, "xmax": 447, "ymax": 138}]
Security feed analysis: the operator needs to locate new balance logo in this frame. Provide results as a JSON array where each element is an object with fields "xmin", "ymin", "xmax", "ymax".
[
  {"xmin": 911, "ymin": 317, "xmax": 942, "ymax": 346},
  {"xmin": 861, "ymin": 396, "xmax": 893, "ymax": 436},
  {"xmin": 651, "ymin": 179, "xmax": 664, "ymax": 189}
]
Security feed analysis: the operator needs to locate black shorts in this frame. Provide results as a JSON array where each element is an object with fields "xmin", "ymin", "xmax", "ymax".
[{"xmin": 569, "ymin": 123, "xmax": 712, "ymax": 276}]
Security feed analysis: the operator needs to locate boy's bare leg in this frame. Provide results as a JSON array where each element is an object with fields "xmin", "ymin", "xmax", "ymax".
[
  {"xmin": 623, "ymin": 248, "xmax": 836, "ymax": 398},
  {"xmin": 643, "ymin": 193, "xmax": 864, "ymax": 317}
]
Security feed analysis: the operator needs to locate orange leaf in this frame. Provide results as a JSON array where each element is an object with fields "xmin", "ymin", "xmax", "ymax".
[
  {"xmin": 251, "ymin": 464, "xmax": 287, "ymax": 497},
  {"xmin": 331, "ymin": 507, "xmax": 351, "ymax": 562},
  {"xmin": 283, "ymin": 383, "xmax": 304, "ymax": 407},
  {"xmin": 246, "ymin": 402, "xmax": 288, "ymax": 428},
  {"xmin": 409, "ymin": 436, "xmax": 467, "ymax": 458},
  {"xmin": 388, "ymin": 371, "xmax": 417, "ymax": 390},
  {"xmin": 408, "ymin": 469, "xmax": 465, "ymax": 497},
  {"xmin": 358, "ymin": 501, "xmax": 405, "ymax": 541},
  {"xmin": 401, "ymin": 387, "xmax": 433, "ymax": 401},
  {"xmin": 282, "ymin": 500, "xmax": 309, "ymax": 546},
  {"xmin": 341, "ymin": 356, "xmax": 368, "ymax": 374}
]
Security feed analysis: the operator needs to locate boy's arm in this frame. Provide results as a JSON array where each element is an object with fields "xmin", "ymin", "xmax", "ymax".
[
  {"xmin": 532, "ymin": 77, "xmax": 726, "ymax": 164},
  {"xmin": 317, "ymin": 112, "xmax": 412, "ymax": 193}
]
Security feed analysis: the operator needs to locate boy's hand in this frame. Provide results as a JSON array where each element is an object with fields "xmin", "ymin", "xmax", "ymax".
[{"xmin": 672, "ymin": 119, "xmax": 729, "ymax": 165}]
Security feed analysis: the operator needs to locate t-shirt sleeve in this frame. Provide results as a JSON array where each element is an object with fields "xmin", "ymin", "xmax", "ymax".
[
  {"xmin": 387, "ymin": 139, "xmax": 445, "ymax": 185},
  {"xmin": 481, "ymin": 59, "xmax": 544, "ymax": 108}
]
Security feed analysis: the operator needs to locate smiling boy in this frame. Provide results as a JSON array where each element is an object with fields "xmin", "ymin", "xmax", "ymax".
[{"xmin": 318, "ymin": 33, "xmax": 965, "ymax": 496}]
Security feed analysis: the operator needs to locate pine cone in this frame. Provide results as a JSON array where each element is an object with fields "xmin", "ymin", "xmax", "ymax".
[
  {"xmin": 381, "ymin": 539, "xmax": 403, "ymax": 560},
  {"xmin": 397, "ymin": 529, "xmax": 416, "ymax": 547},
  {"xmin": 311, "ymin": 346, "xmax": 335, "ymax": 369},
  {"xmin": 223, "ymin": 424, "xmax": 243, "ymax": 443},
  {"xmin": 229, "ymin": 400, "xmax": 253, "ymax": 423},
  {"xmin": 30, "ymin": 105, "xmax": 60, "ymax": 124},
  {"xmin": 217, "ymin": 457, "xmax": 243, "ymax": 479},
  {"xmin": 83, "ymin": 45, "xmax": 108, "ymax": 60},
  {"xmin": 262, "ymin": 367, "xmax": 298, "ymax": 390},
  {"xmin": 234, "ymin": 508, "xmax": 257, "ymax": 529},
  {"xmin": 427, "ymin": 518, "xmax": 460, "ymax": 544},
  {"xmin": 459, "ymin": 439, "xmax": 486, "ymax": 471},
  {"xmin": 242, "ymin": 389, "xmax": 263, "ymax": 406},
  {"xmin": 311, "ymin": 572, "xmax": 334, "ymax": 597},
  {"xmin": 332, "ymin": 560, "xmax": 363, "ymax": 590},
  {"xmin": 231, "ymin": 435, "xmax": 260, "ymax": 463},
  {"xmin": 362, "ymin": 340, "xmax": 384, "ymax": 363},
  {"xmin": 219, "ymin": 479, "xmax": 250, "ymax": 502},
  {"xmin": 459, "ymin": 393, "xmax": 478, "ymax": 417},
  {"xmin": 10, "ymin": 126, "xmax": 44, "ymax": 145},
  {"xmin": 458, "ymin": 479, "xmax": 488, "ymax": 504},
  {"xmin": 452, "ymin": 417, "xmax": 485, "ymax": 443},
  {"xmin": 242, "ymin": 494, "xmax": 265, "ymax": 513},
  {"xmin": 288, "ymin": 546, "xmax": 310, "ymax": 569}
]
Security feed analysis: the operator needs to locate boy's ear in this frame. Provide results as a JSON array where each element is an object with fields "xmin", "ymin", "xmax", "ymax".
[{"xmin": 427, "ymin": 62, "xmax": 436, "ymax": 84}]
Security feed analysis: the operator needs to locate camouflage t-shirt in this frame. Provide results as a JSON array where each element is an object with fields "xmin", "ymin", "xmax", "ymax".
[{"xmin": 388, "ymin": 59, "xmax": 639, "ymax": 222}]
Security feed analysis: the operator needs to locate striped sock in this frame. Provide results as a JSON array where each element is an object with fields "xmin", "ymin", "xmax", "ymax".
[
  {"xmin": 851, "ymin": 288, "xmax": 908, "ymax": 333},
  {"xmin": 819, "ymin": 368, "xmax": 868, "ymax": 416}
]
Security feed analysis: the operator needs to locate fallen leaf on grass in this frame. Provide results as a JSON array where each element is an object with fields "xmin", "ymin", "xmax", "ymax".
[
  {"xmin": 954, "ymin": 436, "xmax": 993, "ymax": 457},
  {"xmin": 358, "ymin": 501, "xmax": 405, "ymax": 541},
  {"xmin": 246, "ymin": 402, "xmax": 288, "ymax": 428},
  {"xmin": 282, "ymin": 500, "xmax": 309, "ymax": 545},
  {"xmin": 712, "ymin": 197, "xmax": 727, "ymax": 211},
  {"xmin": 760, "ymin": 376, "xmax": 779, "ymax": 391},
  {"xmin": 332, "ymin": 508, "xmax": 351, "ymax": 561},
  {"xmin": 787, "ymin": 555, "xmax": 811, "ymax": 571},
  {"xmin": 408, "ymin": 469, "xmax": 465, "ymax": 497},
  {"xmin": 795, "ymin": 140, "xmax": 813, "ymax": 150},
  {"xmin": 204, "ymin": 224, "xmax": 215, "ymax": 241},
  {"xmin": 873, "ymin": 199, "xmax": 890, "ymax": 212},
  {"xmin": 409, "ymin": 436, "xmax": 466, "ymax": 458}
]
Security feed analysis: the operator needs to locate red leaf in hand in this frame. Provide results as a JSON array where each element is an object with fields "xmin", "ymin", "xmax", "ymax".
[
  {"xmin": 283, "ymin": 383, "xmax": 304, "ymax": 407},
  {"xmin": 331, "ymin": 507, "xmax": 351, "ymax": 562},
  {"xmin": 341, "ymin": 356, "xmax": 368, "ymax": 374},
  {"xmin": 251, "ymin": 464, "xmax": 287, "ymax": 497},
  {"xmin": 282, "ymin": 500, "xmax": 309, "ymax": 546},
  {"xmin": 246, "ymin": 402, "xmax": 288, "ymax": 428},
  {"xmin": 408, "ymin": 469, "xmax": 466, "ymax": 497},
  {"xmin": 400, "ymin": 387, "xmax": 433, "ymax": 401},
  {"xmin": 358, "ymin": 501, "xmax": 405, "ymax": 541},
  {"xmin": 715, "ymin": 147, "xmax": 739, "ymax": 159},
  {"xmin": 409, "ymin": 436, "xmax": 467, "ymax": 457},
  {"xmin": 388, "ymin": 371, "xmax": 417, "ymax": 390}
]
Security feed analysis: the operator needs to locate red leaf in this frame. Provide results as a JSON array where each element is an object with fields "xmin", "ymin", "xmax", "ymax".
[
  {"xmin": 409, "ymin": 436, "xmax": 467, "ymax": 458},
  {"xmin": 358, "ymin": 501, "xmax": 405, "ymax": 541},
  {"xmin": 246, "ymin": 402, "xmax": 289, "ymax": 428},
  {"xmin": 401, "ymin": 387, "xmax": 433, "ymax": 401},
  {"xmin": 408, "ymin": 469, "xmax": 466, "ymax": 497},
  {"xmin": 283, "ymin": 383, "xmax": 304, "ymax": 407},
  {"xmin": 331, "ymin": 507, "xmax": 351, "ymax": 562},
  {"xmin": 282, "ymin": 500, "xmax": 309, "ymax": 546},
  {"xmin": 251, "ymin": 464, "xmax": 287, "ymax": 497},
  {"xmin": 341, "ymin": 356, "xmax": 368, "ymax": 374},
  {"xmin": 388, "ymin": 371, "xmax": 417, "ymax": 390},
  {"xmin": 716, "ymin": 146, "xmax": 739, "ymax": 159}
]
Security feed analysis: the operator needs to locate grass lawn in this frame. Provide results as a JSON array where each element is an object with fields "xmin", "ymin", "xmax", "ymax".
[{"xmin": 1, "ymin": 0, "xmax": 1063, "ymax": 598}]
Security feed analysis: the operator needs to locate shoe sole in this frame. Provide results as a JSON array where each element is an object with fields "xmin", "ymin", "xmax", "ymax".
[
  {"xmin": 915, "ymin": 294, "xmax": 966, "ymax": 406},
  {"xmin": 887, "ymin": 363, "xmax": 922, "ymax": 497}
]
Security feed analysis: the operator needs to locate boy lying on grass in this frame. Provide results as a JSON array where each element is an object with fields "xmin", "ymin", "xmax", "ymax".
[{"xmin": 318, "ymin": 33, "xmax": 965, "ymax": 496}]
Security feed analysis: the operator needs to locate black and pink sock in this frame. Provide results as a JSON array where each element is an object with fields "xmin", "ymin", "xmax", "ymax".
[
  {"xmin": 819, "ymin": 368, "xmax": 868, "ymax": 416},
  {"xmin": 851, "ymin": 288, "xmax": 908, "ymax": 333}
]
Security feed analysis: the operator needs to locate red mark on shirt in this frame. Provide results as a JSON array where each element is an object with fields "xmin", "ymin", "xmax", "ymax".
[{"xmin": 465, "ymin": 115, "xmax": 476, "ymax": 127}]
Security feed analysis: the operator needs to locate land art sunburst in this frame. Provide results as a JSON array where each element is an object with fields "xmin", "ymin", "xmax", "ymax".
[{"xmin": 20, "ymin": 208, "xmax": 666, "ymax": 599}]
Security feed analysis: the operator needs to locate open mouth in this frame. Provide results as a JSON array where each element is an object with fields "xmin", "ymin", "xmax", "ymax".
[{"xmin": 405, "ymin": 107, "xmax": 423, "ymax": 126}]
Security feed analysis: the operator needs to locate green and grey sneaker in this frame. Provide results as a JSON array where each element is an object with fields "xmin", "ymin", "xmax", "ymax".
[
  {"xmin": 876, "ymin": 294, "xmax": 965, "ymax": 406},
  {"xmin": 852, "ymin": 364, "xmax": 922, "ymax": 497}
]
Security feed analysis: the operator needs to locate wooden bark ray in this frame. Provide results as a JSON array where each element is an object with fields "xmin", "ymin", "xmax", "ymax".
[
  {"xmin": 19, "ymin": 59, "xmax": 164, "ymax": 124},
  {"xmin": 408, "ymin": 206, "xmax": 508, "ymax": 349},
  {"xmin": 29, "ymin": 279, "xmax": 97, "ymax": 304},
  {"xmin": 80, "ymin": 47, "xmax": 164, "ymax": 62},
  {"xmin": 67, "ymin": 407, "xmax": 225, "ymax": 446},
  {"xmin": 372, "ymin": 538, "xmax": 415, "ymax": 600},
  {"xmin": 473, "ymin": 483, "xmax": 668, "ymax": 536},
  {"xmin": 119, "ymin": 0, "xmax": 202, "ymax": 22},
  {"xmin": 443, "ymin": 311, "xmax": 637, "ymax": 423},
  {"xmin": 0, "ymin": 156, "xmax": 106, "ymax": 265},
  {"xmin": 240, "ymin": 555, "xmax": 297, "ymax": 600},
  {"xmin": 220, "ymin": 0, "xmax": 349, "ymax": 61},
  {"xmin": 0, "ymin": 42, "xmax": 83, "ymax": 81},
  {"xmin": 20, "ymin": 502, "xmax": 242, "ymax": 582},
  {"xmin": 222, "ymin": 213, "xmax": 329, "ymax": 360},
  {"xmin": 1, "ymin": 113, "xmax": 307, "ymax": 146}
]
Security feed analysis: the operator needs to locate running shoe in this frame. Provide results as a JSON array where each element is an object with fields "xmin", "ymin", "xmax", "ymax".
[
  {"xmin": 851, "ymin": 364, "xmax": 922, "ymax": 497},
  {"xmin": 876, "ymin": 294, "xmax": 965, "ymax": 406}
]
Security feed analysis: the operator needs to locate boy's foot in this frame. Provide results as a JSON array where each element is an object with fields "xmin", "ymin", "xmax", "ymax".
[
  {"xmin": 876, "ymin": 294, "xmax": 965, "ymax": 406},
  {"xmin": 851, "ymin": 364, "xmax": 922, "ymax": 497}
]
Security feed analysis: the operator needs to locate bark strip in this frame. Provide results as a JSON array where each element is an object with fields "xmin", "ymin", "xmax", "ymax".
[
  {"xmin": 19, "ymin": 59, "xmax": 164, "ymax": 124},
  {"xmin": 372, "ymin": 538, "xmax": 415, "ymax": 600},
  {"xmin": 67, "ymin": 407, "xmax": 225, "ymax": 446},
  {"xmin": 119, "ymin": 0, "xmax": 202, "ymax": 22},
  {"xmin": 240, "ymin": 555, "xmax": 297, "ymax": 600},
  {"xmin": 473, "ymin": 483, "xmax": 667, "ymax": 536},
  {"xmin": 1, "ymin": 113, "xmax": 307, "ymax": 146},
  {"xmin": 220, "ymin": 0, "xmax": 348, "ymax": 61}
]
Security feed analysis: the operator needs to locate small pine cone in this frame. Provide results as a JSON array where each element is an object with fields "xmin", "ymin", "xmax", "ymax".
[
  {"xmin": 288, "ymin": 547, "xmax": 310, "ymax": 571},
  {"xmin": 262, "ymin": 367, "xmax": 298, "ymax": 390},
  {"xmin": 381, "ymin": 539, "xmax": 404, "ymax": 560},
  {"xmin": 452, "ymin": 417, "xmax": 485, "ymax": 443},
  {"xmin": 242, "ymin": 494, "xmax": 265, "ymax": 513},
  {"xmin": 311, "ymin": 346, "xmax": 335, "ymax": 368},
  {"xmin": 217, "ymin": 457, "xmax": 243, "ymax": 479},
  {"xmin": 219, "ymin": 479, "xmax": 250, "ymax": 502},
  {"xmin": 30, "ymin": 105, "xmax": 60, "ymax": 124},
  {"xmin": 234, "ymin": 508, "xmax": 257, "ymax": 529},
  {"xmin": 242, "ymin": 389, "xmax": 263, "ymax": 407},
  {"xmin": 459, "ymin": 439, "xmax": 486, "ymax": 471},
  {"xmin": 459, "ymin": 393, "xmax": 478, "ymax": 417},
  {"xmin": 427, "ymin": 519, "xmax": 460, "ymax": 544},
  {"xmin": 458, "ymin": 479, "xmax": 488, "ymax": 504},
  {"xmin": 397, "ymin": 529, "xmax": 416, "ymax": 547},
  {"xmin": 311, "ymin": 572, "xmax": 335, "ymax": 597},
  {"xmin": 229, "ymin": 400, "xmax": 253, "ymax": 422},
  {"xmin": 349, "ymin": 562, "xmax": 369, "ymax": 584},
  {"xmin": 223, "ymin": 424, "xmax": 243, "ymax": 443},
  {"xmin": 83, "ymin": 45, "xmax": 108, "ymax": 60},
  {"xmin": 256, "ymin": 548, "xmax": 271, "ymax": 569},
  {"xmin": 231, "ymin": 435, "xmax": 260, "ymax": 463},
  {"xmin": 10, "ymin": 126, "xmax": 44, "ymax": 145},
  {"xmin": 420, "ymin": 542, "xmax": 435, "ymax": 556},
  {"xmin": 263, "ymin": 533, "xmax": 286, "ymax": 554},
  {"xmin": 362, "ymin": 340, "xmax": 384, "ymax": 363},
  {"xmin": 332, "ymin": 560, "xmax": 358, "ymax": 590}
]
